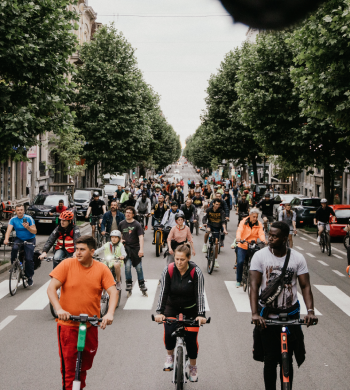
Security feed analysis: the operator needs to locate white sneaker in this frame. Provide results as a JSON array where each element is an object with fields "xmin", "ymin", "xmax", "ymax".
[
  {"xmin": 214, "ymin": 260, "xmax": 220, "ymax": 268},
  {"xmin": 164, "ymin": 355, "xmax": 174, "ymax": 371},
  {"xmin": 317, "ymin": 236, "xmax": 320, "ymax": 242},
  {"xmin": 202, "ymin": 244, "xmax": 207, "ymax": 253},
  {"xmin": 189, "ymin": 365, "xmax": 198, "ymax": 382}
]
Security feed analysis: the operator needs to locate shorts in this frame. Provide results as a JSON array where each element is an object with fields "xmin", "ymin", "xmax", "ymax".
[
  {"xmin": 90, "ymin": 215, "xmax": 103, "ymax": 226},
  {"xmin": 261, "ymin": 214, "xmax": 274, "ymax": 223},
  {"xmin": 208, "ymin": 225, "xmax": 221, "ymax": 239},
  {"xmin": 318, "ymin": 222, "xmax": 330, "ymax": 231}
]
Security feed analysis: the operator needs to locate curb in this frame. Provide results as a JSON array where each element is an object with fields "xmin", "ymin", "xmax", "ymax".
[{"xmin": 0, "ymin": 262, "xmax": 11, "ymax": 275}]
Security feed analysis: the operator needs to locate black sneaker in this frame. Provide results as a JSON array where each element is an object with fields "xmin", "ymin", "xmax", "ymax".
[{"xmin": 28, "ymin": 278, "xmax": 34, "ymax": 287}]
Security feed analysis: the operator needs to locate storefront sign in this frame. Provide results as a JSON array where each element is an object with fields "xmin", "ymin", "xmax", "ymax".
[{"xmin": 27, "ymin": 146, "xmax": 37, "ymax": 158}]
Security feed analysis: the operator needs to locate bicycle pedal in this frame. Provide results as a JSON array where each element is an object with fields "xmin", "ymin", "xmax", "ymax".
[{"xmin": 163, "ymin": 368, "xmax": 173, "ymax": 372}]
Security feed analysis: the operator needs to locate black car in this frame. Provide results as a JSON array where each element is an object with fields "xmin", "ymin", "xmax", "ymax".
[
  {"xmin": 250, "ymin": 184, "xmax": 268, "ymax": 205},
  {"xmin": 290, "ymin": 197, "xmax": 321, "ymax": 227},
  {"xmin": 26, "ymin": 192, "xmax": 76, "ymax": 232}
]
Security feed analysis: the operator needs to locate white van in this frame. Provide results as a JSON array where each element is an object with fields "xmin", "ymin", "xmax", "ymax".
[{"xmin": 104, "ymin": 174, "xmax": 126, "ymax": 187}]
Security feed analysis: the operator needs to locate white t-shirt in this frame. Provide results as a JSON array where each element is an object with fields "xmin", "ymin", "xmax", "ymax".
[{"xmin": 250, "ymin": 247, "xmax": 308, "ymax": 313}]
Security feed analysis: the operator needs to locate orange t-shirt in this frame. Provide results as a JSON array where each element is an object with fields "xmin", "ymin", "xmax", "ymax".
[{"xmin": 50, "ymin": 257, "xmax": 115, "ymax": 327}]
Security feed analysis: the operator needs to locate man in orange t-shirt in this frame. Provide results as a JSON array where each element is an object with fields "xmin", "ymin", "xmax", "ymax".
[{"xmin": 47, "ymin": 235, "xmax": 117, "ymax": 390}]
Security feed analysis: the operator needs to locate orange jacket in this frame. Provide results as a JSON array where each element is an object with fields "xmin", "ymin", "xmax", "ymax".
[{"xmin": 236, "ymin": 216, "xmax": 265, "ymax": 250}]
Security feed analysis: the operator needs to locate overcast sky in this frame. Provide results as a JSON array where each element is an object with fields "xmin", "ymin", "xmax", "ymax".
[{"xmin": 88, "ymin": 0, "xmax": 249, "ymax": 146}]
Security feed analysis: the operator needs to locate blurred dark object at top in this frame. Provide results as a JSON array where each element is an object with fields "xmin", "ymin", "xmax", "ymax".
[{"xmin": 219, "ymin": 0, "xmax": 327, "ymax": 29}]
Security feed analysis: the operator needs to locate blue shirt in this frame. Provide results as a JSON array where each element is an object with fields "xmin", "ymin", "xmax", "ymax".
[
  {"xmin": 204, "ymin": 180, "xmax": 208, "ymax": 185},
  {"xmin": 9, "ymin": 214, "xmax": 36, "ymax": 241}
]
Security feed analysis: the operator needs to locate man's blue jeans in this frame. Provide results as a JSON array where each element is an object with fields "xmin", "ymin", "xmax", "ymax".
[
  {"xmin": 53, "ymin": 249, "xmax": 72, "ymax": 269},
  {"xmin": 125, "ymin": 258, "xmax": 144, "ymax": 281},
  {"xmin": 11, "ymin": 237, "xmax": 36, "ymax": 278},
  {"xmin": 236, "ymin": 247, "xmax": 247, "ymax": 283}
]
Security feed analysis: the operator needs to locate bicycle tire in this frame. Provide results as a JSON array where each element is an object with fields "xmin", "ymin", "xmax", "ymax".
[
  {"xmin": 175, "ymin": 346, "xmax": 184, "ymax": 390},
  {"xmin": 343, "ymin": 234, "xmax": 350, "ymax": 249},
  {"xmin": 9, "ymin": 263, "xmax": 20, "ymax": 296},
  {"xmin": 320, "ymin": 234, "xmax": 325, "ymax": 253},
  {"xmin": 326, "ymin": 233, "xmax": 331, "ymax": 256},
  {"xmin": 195, "ymin": 221, "xmax": 199, "ymax": 236},
  {"xmin": 155, "ymin": 231, "xmax": 161, "ymax": 257},
  {"xmin": 247, "ymin": 267, "xmax": 251, "ymax": 297},
  {"xmin": 242, "ymin": 261, "xmax": 248, "ymax": 292},
  {"xmin": 207, "ymin": 243, "xmax": 215, "ymax": 274},
  {"xmin": 100, "ymin": 290, "xmax": 109, "ymax": 317}
]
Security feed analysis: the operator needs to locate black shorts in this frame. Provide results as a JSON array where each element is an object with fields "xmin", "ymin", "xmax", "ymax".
[
  {"xmin": 90, "ymin": 215, "xmax": 102, "ymax": 226},
  {"xmin": 262, "ymin": 214, "xmax": 274, "ymax": 223}
]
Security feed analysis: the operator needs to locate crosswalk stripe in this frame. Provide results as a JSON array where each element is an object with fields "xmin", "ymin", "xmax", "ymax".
[
  {"xmin": 15, "ymin": 281, "xmax": 51, "ymax": 310},
  {"xmin": 204, "ymin": 290, "xmax": 210, "ymax": 312},
  {"xmin": 297, "ymin": 292, "xmax": 322, "ymax": 315},
  {"xmin": 0, "ymin": 315, "xmax": 17, "ymax": 332},
  {"xmin": 333, "ymin": 254, "xmax": 343, "ymax": 259},
  {"xmin": 317, "ymin": 260, "xmax": 329, "ymax": 266},
  {"xmin": 309, "ymin": 242, "xmax": 317, "ymax": 246},
  {"xmin": 225, "ymin": 281, "xmax": 251, "ymax": 312},
  {"xmin": 300, "ymin": 237, "xmax": 307, "ymax": 241},
  {"xmin": 332, "ymin": 270, "xmax": 345, "ymax": 277},
  {"xmin": 306, "ymin": 253, "xmax": 315, "ymax": 258},
  {"xmin": 314, "ymin": 285, "xmax": 350, "ymax": 316},
  {"xmin": 295, "ymin": 246, "xmax": 304, "ymax": 250},
  {"xmin": 0, "ymin": 280, "xmax": 9, "ymax": 300},
  {"xmin": 123, "ymin": 279, "xmax": 158, "ymax": 310}
]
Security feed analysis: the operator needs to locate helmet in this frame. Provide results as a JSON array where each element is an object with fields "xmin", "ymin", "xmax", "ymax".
[
  {"xmin": 321, "ymin": 198, "xmax": 327, "ymax": 203},
  {"xmin": 196, "ymin": 182, "xmax": 200, "ymax": 185},
  {"xmin": 125, "ymin": 187, "xmax": 130, "ymax": 191},
  {"xmin": 195, "ymin": 188, "xmax": 201, "ymax": 193},
  {"xmin": 110, "ymin": 230, "xmax": 122, "ymax": 238},
  {"xmin": 155, "ymin": 184, "xmax": 161, "ymax": 188},
  {"xmin": 244, "ymin": 190, "xmax": 249, "ymax": 194},
  {"xmin": 175, "ymin": 213, "xmax": 184, "ymax": 221},
  {"xmin": 93, "ymin": 191, "xmax": 100, "ymax": 197},
  {"xmin": 59, "ymin": 210, "xmax": 74, "ymax": 221},
  {"xmin": 218, "ymin": 184, "xmax": 222, "ymax": 188},
  {"xmin": 214, "ymin": 186, "xmax": 218, "ymax": 190}
]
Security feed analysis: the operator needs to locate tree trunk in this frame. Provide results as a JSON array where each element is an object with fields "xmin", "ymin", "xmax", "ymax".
[
  {"xmin": 251, "ymin": 156, "xmax": 258, "ymax": 184},
  {"xmin": 323, "ymin": 166, "xmax": 331, "ymax": 202}
]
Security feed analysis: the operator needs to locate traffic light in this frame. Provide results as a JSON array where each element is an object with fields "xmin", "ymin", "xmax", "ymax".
[
  {"xmin": 237, "ymin": 173, "xmax": 241, "ymax": 178},
  {"xmin": 250, "ymin": 171, "xmax": 254, "ymax": 176},
  {"xmin": 133, "ymin": 171, "xmax": 135, "ymax": 175}
]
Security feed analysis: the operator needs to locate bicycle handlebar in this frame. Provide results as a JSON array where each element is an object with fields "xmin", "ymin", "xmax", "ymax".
[
  {"xmin": 251, "ymin": 318, "xmax": 317, "ymax": 326},
  {"xmin": 151, "ymin": 314, "xmax": 211, "ymax": 326},
  {"xmin": 6, "ymin": 241, "xmax": 35, "ymax": 247}
]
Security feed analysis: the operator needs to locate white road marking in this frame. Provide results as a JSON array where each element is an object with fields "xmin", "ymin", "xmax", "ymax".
[
  {"xmin": 317, "ymin": 260, "xmax": 329, "ymax": 266},
  {"xmin": 306, "ymin": 253, "xmax": 315, "ymax": 258},
  {"xmin": 333, "ymin": 254, "xmax": 343, "ymax": 259},
  {"xmin": 332, "ymin": 270, "xmax": 345, "ymax": 277},
  {"xmin": 225, "ymin": 281, "xmax": 251, "ymax": 312},
  {"xmin": 204, "ymin": 290, "xmax": 210, "ymax": 311},
  {"xmin": 15, "ymin": 280, "xmax": 51, "ymax": 310},
  {"xmin": 123, "ymin": 279, "xmax": 158, "ymax": 310},
  {"xmin": 0, "ymin": 315, "xmax": 17, "ymax": 332},
  {"xmin": 314, "ymin": 285, "xmax": 350, "ymax": 316},
  {"xmin": 300, "ymin": 237, "xmax": 307, "ymax": 241},
  {"xmin": 0, "ymin": 280, "xmax": 9, "ymax": 300},
  {"xmin": 295, "ymin": 246, "xmax": 304, "ymax": 251},
  {"xmin": 297, "ymin": 292, "xmax": 322, "ymax": 315},
  {"xmin": 309, "ymin": 242, "xmax": 317, "ymax": 246},
  {"xmin": 331, "ymin": 247, "xmax": 347, "ymax": 256}
]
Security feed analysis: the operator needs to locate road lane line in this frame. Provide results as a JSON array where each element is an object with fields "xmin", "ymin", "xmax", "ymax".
[
  {"xmin": 123, "ymin": 279, "xmax": 158, "ymax": 310},
  {"xmin": 333, "ymin": 254, "xmax": 343, "ymax": 259},
  {"xmin": 332, "ymin": 270, "xmax": 345, "ymax": 277},
  {"xmin": 317, "ymin": 260, "xmax": 329, "ymax": 266},
  {"xmin": 0, "ymin": 315, "xmax": 17, "ymax": 332},
  {"xmin": 15, "ymin": 280, "xmax": 51, "ymax": 310},
  {"xmin": 300, "ymin": 237, "xmax": 307, "ymax": 241},
  {"xmin": 225, "ymin": 281, "xmax": 250, "ymax": 312},
  {"xmin": 331, "ymin": 247, "xmax": 347, "ymax": 256},
  {"xmin": 306, "ymin": 253, "xmax": 315, "ymax": 258},
  {"xmin": 295, "ymin": 246, "xmax": 304, "ymax": 251},
  {"xmin": 309, "ymin": 242, "xmax": 317, "ymax": 246},
  {"xmin": 0, "ymin": 280, "xmax": 9, "ymax": 300},
  {"xmin": 314, "ymin": 285, "xmax": 350, "ymax": 316},
  {"xmin": 297, "ymin": 292, "xmax": 322, "ymax": 315}
]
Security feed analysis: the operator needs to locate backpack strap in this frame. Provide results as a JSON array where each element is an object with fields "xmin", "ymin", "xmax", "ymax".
[{"xmin": 168, "ymin": 262, "xmax": 175, "ymax": 278}]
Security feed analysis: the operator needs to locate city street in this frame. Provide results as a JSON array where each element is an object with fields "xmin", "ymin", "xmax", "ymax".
[{"xmin": 0, "ymin": 164, "xmax": 349, "ymax": 389}]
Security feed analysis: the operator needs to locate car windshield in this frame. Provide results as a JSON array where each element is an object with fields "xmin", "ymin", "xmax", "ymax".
[
  {"xmin": 302, "ymin": 199, "xmax": 321, "ymax": 207},
  {"xmin": 33, "ymin": 195, "xmax": 68, "ymax": 206},
  {"xmin": 110, "ymin": 178, "xmax": 124, "ymax": 186},
  {"xmin": 335, "ymin": 209, "xmax": 350, "ymax": 219},
  {"xmin": 74, "ymin": 190, "xmax": 90, "ymax": 200},
  {"xmin": 104, "ymin": 185, "xmax": 117, "ymax": 192},
  {"xmin": 281, "ymin": 195, "xmax": 297, "ymax": 202},
  {"xmin": 257, "ymin": 185, "xmax": 267, "ymax": 194}
]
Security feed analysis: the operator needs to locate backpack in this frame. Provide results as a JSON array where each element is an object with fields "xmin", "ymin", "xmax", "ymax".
[{"xmin": 168, "ymin": 262, "xmax": 195, "ymax": 279}]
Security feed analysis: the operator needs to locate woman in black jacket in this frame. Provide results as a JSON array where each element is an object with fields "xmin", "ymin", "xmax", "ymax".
[{"xmin": 155, "ymin": 243, "xmax": 206, "ymax": 382}]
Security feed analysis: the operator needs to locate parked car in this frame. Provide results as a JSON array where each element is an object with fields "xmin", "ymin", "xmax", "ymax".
[
  {"xmin": 290, "ymin": 197, "xmax": 321, "ymax": 227},
  {"xmin": 74, "ymin": 189, "xmax": 93, "ymax": 219},
  {"xmin": 329, "ymin": 205, "xmax": 350, "ymax": 238},
  {"xmin": 273, "ymin": 194, "xmax": 306, "ymax": 220},
  {"xmin": 26, "ymin": 192, "xmax": 76, "ymax": 232}
]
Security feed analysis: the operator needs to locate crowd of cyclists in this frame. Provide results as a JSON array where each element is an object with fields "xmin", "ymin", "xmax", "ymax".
[{"xmin": 2, "ymin": 164, "xmax": 332, "ymax": 390}]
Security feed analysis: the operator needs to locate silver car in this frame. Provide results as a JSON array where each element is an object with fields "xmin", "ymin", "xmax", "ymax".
[{"xmin": 273, "ymin": 194, "xmax": 306, "ymax": 220}]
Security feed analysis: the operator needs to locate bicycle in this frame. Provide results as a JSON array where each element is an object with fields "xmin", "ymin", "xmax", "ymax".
[
  {"xmin": 94, "ymin": 255, "xmax": 122, "ymax": 313},
  {"xmin": 344, "ymin": 230, "xmax": 350, "ymax": 249},
  {"xmin": 240, "ymin": 239, "xmax": 264, "ymax": 294},
  {"xmin": 252, "ymin": 314, "xmax": 316, "ymax": 390},
  {"xmin": 237, "ymin": 212, "xmax": 248, "ymax": 226},
  {"xmin": 201, "ymin": 227, "xmax": 218, "ymax": 275},
  {"xmin": 8, "ymin": 241, "xmax": 35, "ymax": 295},
  {"xmin": 154, "ymin": 220, "xmax": 164, "ymax": 257},
  {"xmin": 100, "ymin": 231, "xmax": 110, "ymax": 246},
  {"xmin": 152, "ymin": 314, "xmax": 211, "ymax": 390},
  {"xmin": 194, "ymin": 207, "xmax": 202, "ymax": 236},
  {"xmin": 137, "ymin": 213, "xmax": 148, "ymax": 234},
  {"xmin": 90, "ymin": 216, "xmax": 102, "ymax": 246},
  {"xmin": 318, "ymin": 223, "xmax": 331, "ymax": 256}
]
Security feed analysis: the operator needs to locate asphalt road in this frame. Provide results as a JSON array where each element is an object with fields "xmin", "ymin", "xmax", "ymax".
[{"xmin": 0, "ymin": 162, "xmax": 350, "ymax": 389}]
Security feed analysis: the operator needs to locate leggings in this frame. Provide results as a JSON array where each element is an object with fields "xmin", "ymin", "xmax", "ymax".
[{"xmin": 164, "ymin": 322, "xmax": 199, "ymax": 359}]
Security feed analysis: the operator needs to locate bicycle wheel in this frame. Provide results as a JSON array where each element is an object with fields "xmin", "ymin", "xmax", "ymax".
[
  {"xmin": 100, "ymin": 290, "xmax": 109, "ymax": 317},
  {"xmin": 9, "ymin": 263, "xmax": 20, "ymax": 296},
  {"xmin": 320, "ymin": 234, "xmax": 325, "ymax": 253},
  {"xmin": 242, "ymin": 261, "xmax": 248, "ymax": 292},
  {"xmin": 207, "ymin": 243, "xmax": 215, "ymax": 274},
  {"xmin": 326, "ymin": 233, "xmax": 331, "ymax": 256},
  {"xmin": 49, "ymin": 288, "xmax": 61, "ymax": 317},
  {"xmin": 175, "ymin": 346, "xmax": 184, "ymax": 390},
  {"xmin": 343, "ymin": 234, "xmax": 350, "ymax": 249},
  {"xmin": 195, "ymin": 221, "xmax": 199, "ymax": 236},
  {"xmin": 155, "ymin": 231, "xmax": 161, "ymax": 257},
  {"xmin": 247, "ymin": 268, "xmax": 251, "ymax": 296}
]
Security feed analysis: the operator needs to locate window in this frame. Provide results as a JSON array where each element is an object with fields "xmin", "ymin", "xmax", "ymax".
[
  {"xmin": 302, "ymin": 199, "xmax": 321, "ymax": 207},
  {"xmin": 335, "ymin": 209, "xmax": 350, "ymax": 219},
  {"xmin": 33, "ymin": 195, "xmax": 68, "ymax": 206}
]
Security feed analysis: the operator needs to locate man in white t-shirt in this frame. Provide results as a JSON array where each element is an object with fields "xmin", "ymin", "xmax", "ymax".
[{"xmin": 250, "ymin": 221, "xmax": 318, "ymax": 390}]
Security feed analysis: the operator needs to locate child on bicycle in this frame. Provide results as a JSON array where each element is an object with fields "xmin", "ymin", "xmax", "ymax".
[{"xmin": 94, "ymin": 230, "xmax": 125, "ymax": 290}]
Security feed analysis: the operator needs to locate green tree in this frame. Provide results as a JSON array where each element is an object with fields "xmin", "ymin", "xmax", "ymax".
[
  {"xmin": 0, "ymin": 0, "xmax": 78, "ymax": 160},
  {"xmin": 183, "ymin": 126, "xmax": 213, "ymax": 169}
]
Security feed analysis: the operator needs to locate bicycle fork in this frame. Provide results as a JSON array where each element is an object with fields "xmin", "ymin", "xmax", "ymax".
[{"xmin": 281, "ymin": 327, "xmax": 290, "ymax": 390}]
